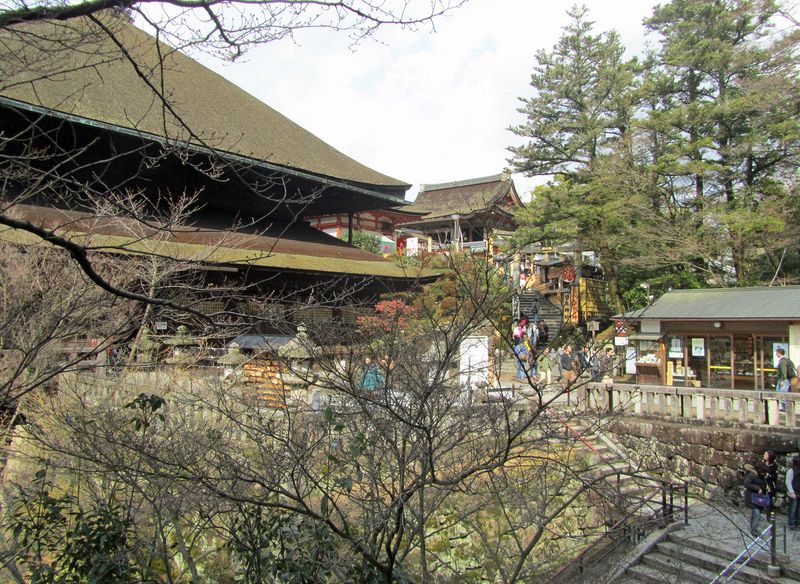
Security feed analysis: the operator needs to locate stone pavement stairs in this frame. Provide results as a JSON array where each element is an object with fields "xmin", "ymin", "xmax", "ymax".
[
  {"xmin": 518, "ymin": 289, "xmax": 563, "ymax": 342},
  {"xmin": 566, "ymin": 417, "xmax": 669, "ymax": 520},
  {"xmin": 567, "ymin": 418, "xmax": 800, "ymax": 583},
  {"xmin": 618, "ymin": 527, "xmax": 800, "ymax": 583}
]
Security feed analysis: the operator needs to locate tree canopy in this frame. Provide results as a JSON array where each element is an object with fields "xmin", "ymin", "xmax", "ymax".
[{"xmin": 509, "ymin": 0, "xmax": 800, "ymax": 308}]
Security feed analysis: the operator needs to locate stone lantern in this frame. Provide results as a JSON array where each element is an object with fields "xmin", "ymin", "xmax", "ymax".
[
  {"xmin": 217, "ymin": 341, "xmax": 248, "ymax": 381},
  {"xmin": 136, "ymin": 326, "xmax": 160, "ymax": 365},
  {"xmin": 164, "ymin": 325, "xmax": 200, "ymax": 364},
  {"xmin": 278, "ymin": 324, "xmax": 320, "ymax": 407}
]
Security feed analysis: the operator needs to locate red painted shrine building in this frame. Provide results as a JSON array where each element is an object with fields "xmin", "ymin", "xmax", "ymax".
[{"xmin": 307, "ymin": 174, "xmax": 524, "ymax": 256}]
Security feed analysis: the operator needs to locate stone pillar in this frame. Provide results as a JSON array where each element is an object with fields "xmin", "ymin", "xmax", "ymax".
[{"xmin": 696, "ymin": 394, "xmax": 705, "ymax": 421}]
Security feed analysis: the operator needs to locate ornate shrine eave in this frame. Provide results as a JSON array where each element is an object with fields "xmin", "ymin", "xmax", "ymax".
[{"xmin": 0, "ymin": 96, "xmax": 409, "ymax": 213}]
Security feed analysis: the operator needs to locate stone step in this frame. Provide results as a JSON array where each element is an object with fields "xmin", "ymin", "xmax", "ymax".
[
  {"xmin": 626, "ymin": 560, "xmax": 693, "ymax": 584},
  {"xmin": 639, "ymin": 549, "xmax": 720, "ymax": 583},
  {"xmin": 654, "ymin": 540, "xmax": 780, "ymax": 584},
  {"xmin": 668, "ymin": 531, "xmax": 800, "ymax": 582}
]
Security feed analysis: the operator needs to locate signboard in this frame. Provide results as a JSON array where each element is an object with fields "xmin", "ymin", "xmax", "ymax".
[
  {"xmin": 566, "ymin": 286, "xmax": 580, "ymax": 324},
  {"xmin": 155, "ymin": 321, "xmax": 168, "ymax": 331},
  {"xmin": 580, "ymin": 278, "xmax": 609, "ymax": 320},
  {"xmin": 691, "ymin": 338, "xmax": 705, "ymax": 357},
  {"xmin": 459, "ymin": 336, "xmax": 489, "ymax": 401},
  {"xmin": 668, "ymin": 337, "xmax": 683, "ymax": 359},
  {"xmin": 588, "ymin": 320, "xmax": 600, "ymax": 332},
  {"xmin": 614, "ymin": 336, "xmax": 629, "ymax": 346}
]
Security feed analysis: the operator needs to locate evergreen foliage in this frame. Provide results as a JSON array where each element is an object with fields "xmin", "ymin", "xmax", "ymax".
[
  {"xmin": 351, "ymin": 231, "xmax": 383, "ymax": 255},
  {"xmin": 510, "ymin": 1, "xmax": 800, "ymax": 307}
]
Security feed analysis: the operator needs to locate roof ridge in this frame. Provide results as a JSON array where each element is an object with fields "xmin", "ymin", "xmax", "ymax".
[
  {"xmin": 420, "ymin": 173, "xmax": 506, "ymax": 192},
  {"xmin": 669, "ymin": 286, "xmax": 800, "ymax": 293}
]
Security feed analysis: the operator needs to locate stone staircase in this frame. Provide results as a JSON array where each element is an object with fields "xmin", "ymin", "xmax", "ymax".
[
  {"xmin": 550, "ymin": 415, "xmax": 800, "ymax": 583},
  {"xmin": 618, "ymin": 528, "xmax": 800, "ymax": 583},
  {"xmin": 545, "ymin": 416, "xmax": 684, "ymax": 584},
  {"xmin": 566, "ymin": 417, "xmax": 668, "ymax": 521},
  {"xmin": 519, "ymin": 289, "xmax": 563, "ymax": 343}
]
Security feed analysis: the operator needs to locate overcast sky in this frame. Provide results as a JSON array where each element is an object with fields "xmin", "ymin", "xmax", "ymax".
[{"xmin": 197, "ymin": 1, "xmax": 660, "ymax": 200}]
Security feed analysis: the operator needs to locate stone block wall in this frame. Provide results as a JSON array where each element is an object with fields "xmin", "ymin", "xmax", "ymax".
[{"xmin": 606, "ymin": 416, "xmax": 800, "ymax": 497}]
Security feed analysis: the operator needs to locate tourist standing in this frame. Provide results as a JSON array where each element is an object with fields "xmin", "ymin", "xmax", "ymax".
[
  {"xmin": 512, "ymin": 321, "xmax": 524, "ymax": 346},
  {"xmin": 560, "ymin": 345, "xmax": 577, "ymax": 390},
  {"xmin": 537, "ymin": 347, "xmax": 552, "ymax": 385},
  {"xmin": 776, "ymin": 348, "xmax": 795, "ymax": 391},
  {"xmin": 588, "ymin": 346, "xmax": 601, "ymax": 381},
  {"xmin": 599, "ymin": 347, "xmax": 615, "ymax": 381},
  {"xmin": 776, "ymin": 348, "xmax": 795, "ymax": 411},
  {"xmin": 539, "ymin": 322, "xmax": 549, "ymax": 348},
  {"xmin": 744, "ymin": 462, "xmax": 770, "ymax": 537},
  {"xmin": 541, "ymin": 347, "xmax": 561, "ymax": 386},
  {"xmin": 360, "ymin": 356, "xmax": 384, "ymax": 392},
  {"xmin": 527, "ymin": 321, "xmax": 540, "ymax": 348},
  {"xmin": 525, "ymin": 338, "xmax": 537, "ymax": 377},
  {"xmin": 514, "ymin": 341, "xmax": 530, "ymax": 381},
  {"xmin": 786, "ymin": 456, "xmax": 800, "ymax": 530}
]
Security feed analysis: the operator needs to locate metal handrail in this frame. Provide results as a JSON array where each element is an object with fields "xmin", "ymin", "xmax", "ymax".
[
  {"xmin": 543, "ymin": 416, "xmax": 689, "ymax": 583},
  {"xmin": 544, "ymin": 479, "xmax": 687, "ymax": 584},
  {"xmin": 709, "ymin": 521, "xmax": 773, "ymax": 584}
]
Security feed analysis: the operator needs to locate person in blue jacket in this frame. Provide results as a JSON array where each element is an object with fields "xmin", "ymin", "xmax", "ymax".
[
  {"xmin": 514, "ymin": 341, "xmax": 529, "ymax": 381},
  {"xmin": 360, "ymin": 356, "xmax": 384, "ymax": 392}
]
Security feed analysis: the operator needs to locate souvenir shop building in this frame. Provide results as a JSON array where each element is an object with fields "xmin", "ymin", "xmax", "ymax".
[{"xmin": 624, "ymin": 287, "xmax": 800, "ymax": 390}]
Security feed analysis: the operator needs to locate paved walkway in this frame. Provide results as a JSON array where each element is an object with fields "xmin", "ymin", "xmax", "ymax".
[{"xmin": 682, "ymin": 498, "xmax": 800, "ymax": 566}]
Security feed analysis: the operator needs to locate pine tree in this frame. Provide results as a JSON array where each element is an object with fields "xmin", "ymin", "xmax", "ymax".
[
  {"xmin": 643, "ymin": 0, "xmax": 800, "ymax": 282},
  {"xmin": 508, "ymin": 6, "xmax": 639, "ymax": 312}
]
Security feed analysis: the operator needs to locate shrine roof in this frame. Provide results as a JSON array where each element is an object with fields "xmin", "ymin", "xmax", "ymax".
[
  {"xmin": 399, "ymin": 174, "xmax": 523, "ymax": 224},
  {"xmin": 0, "ymin": 12, "xmax": 409, "ymax": 198},
  {"xmin": 2, "ymin": 205, "xmax": 437, "ymax": 280}
]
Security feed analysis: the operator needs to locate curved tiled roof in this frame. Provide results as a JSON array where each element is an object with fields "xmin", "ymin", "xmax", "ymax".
[
  {"xmin": 401, "ymin": 174, "xmax": 521, "ymax": 221},
  {"xmin": 0, "ymin": 12, "xmax": 408, "ymax": 192}
]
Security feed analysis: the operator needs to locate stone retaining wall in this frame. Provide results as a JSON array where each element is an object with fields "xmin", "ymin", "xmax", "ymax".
[{"xmin": 606, "ymin": 416, "xmax": 800, "ymax": 495}]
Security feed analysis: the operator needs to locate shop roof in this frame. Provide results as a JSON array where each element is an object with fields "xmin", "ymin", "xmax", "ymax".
[
  {"xmin": 0, "ymin": 12, "xmax": 409, "ymax": 195},
  {"xmin": 624, "ymin": 287, "xmax": 800, "ymax": 320}
]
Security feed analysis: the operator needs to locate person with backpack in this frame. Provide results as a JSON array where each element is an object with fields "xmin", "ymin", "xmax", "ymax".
[
  {"xmin": 787, "ymin": 456, "xmax": 800, "ymax": 530},
  {"xmin": 514, "ymin": 340, "xmax": 530, "ymax": 381},
  {"xmin": 776, "ymin": 348, "xmax": 795, "ymax": 411},
  {"xmin": 776, "ymin": 348, "xmax": 795, "ymax": 390}
]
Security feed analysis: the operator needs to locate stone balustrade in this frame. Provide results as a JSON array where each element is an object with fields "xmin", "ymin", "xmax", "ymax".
[{"xmin": 584, "ymin": 382, "xmax": 798, "ymax": 429}]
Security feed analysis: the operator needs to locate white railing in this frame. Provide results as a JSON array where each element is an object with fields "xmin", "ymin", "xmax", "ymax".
[
  {"xmin": 583, "ymin": 382, "xmax": 798, "ymax": 429},
  {"xmin": 429, "ymin": 240, "xmax": 488, "ymax": 253}
]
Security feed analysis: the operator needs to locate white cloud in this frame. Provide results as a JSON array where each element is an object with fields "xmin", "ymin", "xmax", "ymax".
[{"xmin": 199, "ymin": 0, "xmax": 659, "ymax": 200}]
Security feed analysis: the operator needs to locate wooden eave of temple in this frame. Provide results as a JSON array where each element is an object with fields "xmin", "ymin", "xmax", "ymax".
[
  {"xmin": 395, "ymin": 173, "xmax": 523, "ymax": 231},
  {"xmin": 0, "ymin": 11, "xmax": 437, "ymax": 283}
]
